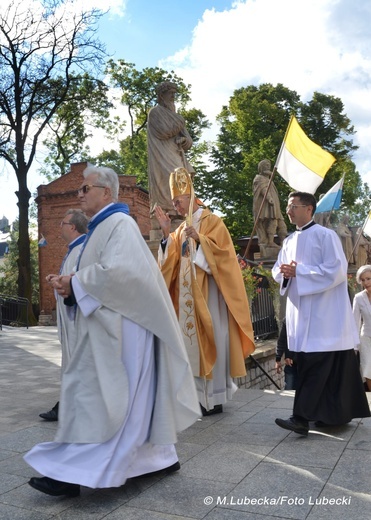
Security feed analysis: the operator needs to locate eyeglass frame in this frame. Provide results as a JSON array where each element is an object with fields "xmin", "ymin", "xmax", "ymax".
[
  {"xmin": 286, "ymin": 204, "xmax": 308, "ymax": 212},
  {"xmin": 77, "ymin": 184, "xmax": 107, "ymax": 195},
  {"xmin": 60, "ymin": 220, "xmax": 73, "ymax": 226}
]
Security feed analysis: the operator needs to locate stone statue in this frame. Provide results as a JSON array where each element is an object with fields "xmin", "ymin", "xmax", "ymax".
[
  {"xmin": 313, "ymin": 195, "xmax": 332, "ymax": 227},
  {"xmin": 147, "ymin": 81, "xmax": 195, "ymax": 227},
  {"xmin": 352, "ymin": 227, "xmax": 371, "ymax": 269},
  {"xmin": 253, "ymin": 159, "xmax": 287, "ymax": 256},
  {"xmin": 314, "ymin": 211, "xmax": 332, "ymax": 227},
  {"xmin": 336, "ymin": 215, "xmax": 355, "ymax": 264}
]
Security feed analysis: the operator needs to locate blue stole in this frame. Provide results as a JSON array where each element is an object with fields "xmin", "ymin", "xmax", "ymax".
[
  {"xmin": 59, "ymin": 234, "xmax": 87, "ymax": 274},
  {"xmin": 76, "ymin": 203, "xmax": 130, "ymax": 270}
]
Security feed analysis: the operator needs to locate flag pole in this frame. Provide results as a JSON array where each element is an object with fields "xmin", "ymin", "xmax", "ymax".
[
  {"xmin": 243, "ymin": 116, "xmax": 296, "ymax": 260},
  {"xmin": 243, "ymin": 115, "xmax": 296, "ymax": 261}
]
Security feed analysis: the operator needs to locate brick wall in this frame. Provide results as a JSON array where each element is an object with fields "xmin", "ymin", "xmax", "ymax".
[{"xmin": 36, "ymin": 162, "xmax": 150, "ymax": 317}]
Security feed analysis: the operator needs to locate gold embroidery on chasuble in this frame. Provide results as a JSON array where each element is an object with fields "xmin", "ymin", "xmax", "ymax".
[{"xmin": 178, "ymin": 212, "xmax": 202, "ymax": 374}]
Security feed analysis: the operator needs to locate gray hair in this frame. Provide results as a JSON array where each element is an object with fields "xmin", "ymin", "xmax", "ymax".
[
  {"xmin": 356, "ymin": 264, "xmax": 371, "ymax": 284},
  {"xmin": 83, "ymin": 165, "xmax": 119, "ymax": 202},
  {"xmin": 65, "ymin": 209, "xmax": 88, "ymax": 234}
]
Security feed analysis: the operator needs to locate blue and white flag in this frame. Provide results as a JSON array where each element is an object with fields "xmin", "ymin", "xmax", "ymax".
[
  {"xmin": 314, "ymin": 176, "xmax": 344, "ymax": 214},
  {"xmin": 38, "ymin": 234, "xmax": 47, "ymax": 247}
]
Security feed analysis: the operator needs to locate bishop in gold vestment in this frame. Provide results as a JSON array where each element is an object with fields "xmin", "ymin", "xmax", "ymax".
[{"xmin": 156, "ymin": 168, "xmax": 255, "ymax": 414}]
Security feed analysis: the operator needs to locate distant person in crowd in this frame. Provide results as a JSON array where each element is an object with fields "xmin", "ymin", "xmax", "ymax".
[
  {"xmin": 39, "ymin": 209, "xmax": 88, "ymax": 422},
  {"xmin": 25, "ymin": 165, "xmax": 200, "ymax": 497},
  {"xmin": 275, "ymin": 318, "xmax": 298, "ymax": 390},
  {"xmin": 155, "ymin": 167, "xmax": 255, "ymax": 416},
  {"xmin": 273, "ymin": 191, "xmax": 370, "ymax": 436},
  {"xmin": 353, "ymin": 265, "xmax": 371, "ymax": 392}
]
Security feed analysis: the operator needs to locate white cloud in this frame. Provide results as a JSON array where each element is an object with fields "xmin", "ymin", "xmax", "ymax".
[{"xmin": 160, "ymin": 0, "xmax": 371, "ymax": 184}]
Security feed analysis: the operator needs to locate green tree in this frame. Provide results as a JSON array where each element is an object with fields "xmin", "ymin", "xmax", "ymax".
[
  {"xmin": 0, "ymin": 0, "xmax": 106, "ymax": 323},
  {"xmin": 105, "ymin": 60, "xmax": 192, "ymax": 133},
  {"xmin": 197, "ymin": 83, "xmax": 301, "ymax": 240},
  {"xmin": 40, "ymin": 74, "xmax": 113, "ymax": 180},
  {"xmin": 91, "ymin": 61, "xmax": 211, "ymax": 184},
  {"xmin": 198, "ymin": 83, "xmax": 366, "ymax": 241},
  {"xmin": 0, "ymin": 224, "xmax": 39, "ymax": 310},
  {"xmin": 298, "ymin": 92, "xmax": 362, "ymax": 209}
]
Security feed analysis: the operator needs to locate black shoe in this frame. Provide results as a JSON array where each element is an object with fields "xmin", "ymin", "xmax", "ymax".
[
  {"xmin": 135, "ymin": 461, "xmax": 180, "ymax": 479},
  {"xmin": 28, "ymin": 476, "xmax": 80, "ymax": 497},
  {"xmin": 200, "ymin": 404, "xmax": 223, "ymax": 416},
  {"xmin": 39, "ymin": 402, "xmax": 59, "ymax": 421},
  {"xmin": 275, "ymin": 416, "xmax": 309, "ymax": 436}
]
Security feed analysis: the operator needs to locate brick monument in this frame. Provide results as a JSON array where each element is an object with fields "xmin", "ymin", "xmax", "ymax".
[{"xmin": 36, "ymin": 162, "xmax": 150, "ymax": 318}]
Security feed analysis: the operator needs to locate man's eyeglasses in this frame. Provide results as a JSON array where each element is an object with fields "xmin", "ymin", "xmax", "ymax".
[
  {"xmin": 60, "ymin": 221, "xmax": 73, "ymax": 226},
  {"xmin": 77, "ymin": 184, "xmax": 106, "ymax": 195},
  {"xmin": 286, "ymin": 204, "xmax": 308, "ymax": 211}
]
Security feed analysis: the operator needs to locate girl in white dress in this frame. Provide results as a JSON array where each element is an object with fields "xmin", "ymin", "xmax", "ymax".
[{"xmin": 353, "ymin": 264, "xmax": 371, "ymax": 392}]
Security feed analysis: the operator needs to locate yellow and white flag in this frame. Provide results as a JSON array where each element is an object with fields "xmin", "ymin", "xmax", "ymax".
[{"xmin": 275, "ymin": 116, "xmax": 336, "ymax": 194}]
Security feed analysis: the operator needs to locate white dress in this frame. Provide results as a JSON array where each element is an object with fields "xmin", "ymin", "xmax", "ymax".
[{"xmin": 353, "ymin": 290, "xmax": 371, "ymax": 380}]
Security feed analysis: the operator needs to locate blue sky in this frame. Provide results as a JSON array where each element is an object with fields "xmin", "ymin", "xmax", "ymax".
[
  {"xmin": 98, "ymin": 0, "xmax": 233, "ymax": 68},
  {"xmin": 1, "ymin": 0, "xmax": 371, "ymax": 224}
]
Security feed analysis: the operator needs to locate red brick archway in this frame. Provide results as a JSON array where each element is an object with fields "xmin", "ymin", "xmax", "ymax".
[{"xmin": 36, "ymin": 162, "xmax": 150, "ymax": 316}]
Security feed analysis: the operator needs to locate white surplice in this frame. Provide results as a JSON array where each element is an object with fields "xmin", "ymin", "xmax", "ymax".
[
  {"xmin": 272, "ymin": 224, "xmax": 359, "ymax": 353},
  {"xmin": 353, "ymin": 289, "xmax": 371, "ymax": 379}
]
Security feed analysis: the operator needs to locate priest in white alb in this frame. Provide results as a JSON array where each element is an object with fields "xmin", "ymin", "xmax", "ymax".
[{"xmin": 24, "ymin": 165, "xmax": 201, "ymax": 497}]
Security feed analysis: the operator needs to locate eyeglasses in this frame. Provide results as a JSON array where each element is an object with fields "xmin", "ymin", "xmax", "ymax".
[
  {"xmin": 77, "ymin": 184, "xmax": 106, "ymax": 195},
  {"xmin": 286, "ymin": 204, "xmax": 308, "ymax": 211},
  {"xmin": 60, "ymin": 221, "xmax": 73, "ymax": 226}
]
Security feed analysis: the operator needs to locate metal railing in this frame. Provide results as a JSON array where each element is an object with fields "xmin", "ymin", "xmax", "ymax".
[
  {"xmin": 250, "ymin": 275, "xmax": 278, "ymax": 340},
  {"xmin": 0, "ymin": 295, "xmax": 29, "ymax": 329}
]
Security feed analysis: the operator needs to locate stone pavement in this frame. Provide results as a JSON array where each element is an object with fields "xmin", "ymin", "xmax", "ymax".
[{"xmin": 0, "ymin": 325, "xmax": 370, "ymax": 520}]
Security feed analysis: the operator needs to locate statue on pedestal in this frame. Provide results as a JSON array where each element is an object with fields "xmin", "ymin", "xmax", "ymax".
[
  {"xmin": 147, "ymin": 81, "xmax": 195, "ymax": 237},
  {"xmin": 352, "ymin": 227, "xmax": 371, "ymax": 269},
  {"xmin": 336, "ymin": 215, "xmax": 355, "ymax": 264},
  {"xmin": 253, "ymin": 159, "xmax": 287, "ymax": 258}
]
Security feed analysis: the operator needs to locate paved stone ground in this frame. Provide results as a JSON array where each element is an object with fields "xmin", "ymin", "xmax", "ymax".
[{"xmin": 0, "ymin": 325, "xmax": 370, "ymax": 520}]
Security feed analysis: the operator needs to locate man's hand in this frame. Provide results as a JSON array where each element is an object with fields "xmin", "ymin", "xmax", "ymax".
[
  {"xmin": 154, "ymin": 205, "xmax": 171, "ymax": 239},
  {"xmin": 46, "ymin": 274, "xmax": 59, "ymax": 285},
  {"xmin": 185, "ymin": 225, "xmax": 199, "ymax": 242},
  {"xmin": 279, "ymin": 260, "xmax": 297, "ymax": 278},
  {"xmin": 52, "ymin": 275, "xmax": 73, "ymax": 298}
]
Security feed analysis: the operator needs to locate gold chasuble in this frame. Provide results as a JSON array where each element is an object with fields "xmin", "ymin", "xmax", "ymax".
[{"xmin": 159, "ymin": 208, "xmax": 255, "ymax": 379}]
